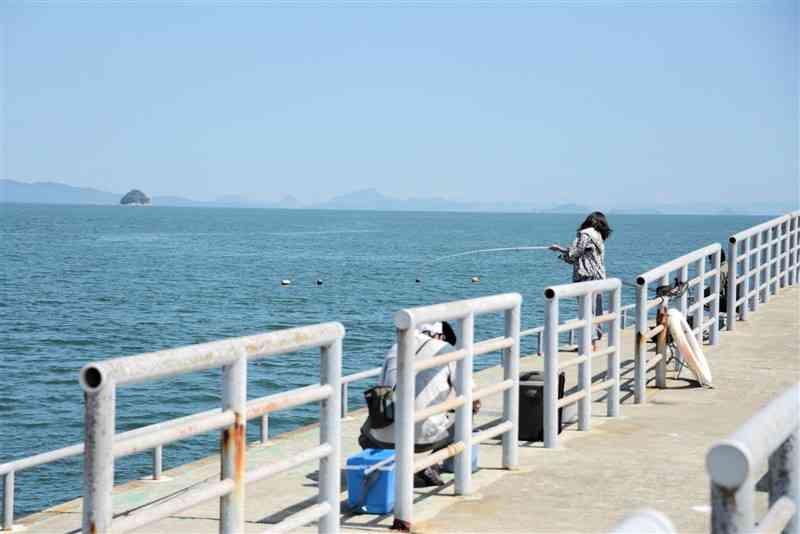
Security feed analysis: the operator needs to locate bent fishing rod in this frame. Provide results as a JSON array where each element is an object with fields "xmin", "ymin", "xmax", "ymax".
[{"xmin": 415, "ymin": 245, "xmax": 677, "ymax": 295}]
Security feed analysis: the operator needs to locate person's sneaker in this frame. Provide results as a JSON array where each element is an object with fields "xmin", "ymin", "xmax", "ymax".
[{"xmin": 413, "ymin": 466, "xmax": 445, "ymax": 488}]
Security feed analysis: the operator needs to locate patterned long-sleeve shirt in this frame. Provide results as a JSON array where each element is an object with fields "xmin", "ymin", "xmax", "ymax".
[{"xmin": 559, "ymin": 227, "xmax": 606, "ymax": 282}]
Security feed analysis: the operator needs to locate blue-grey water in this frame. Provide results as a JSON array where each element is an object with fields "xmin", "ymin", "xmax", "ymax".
[{"xmin": 0, "ymin": 205, "xmax": 767, "ymax": 517}]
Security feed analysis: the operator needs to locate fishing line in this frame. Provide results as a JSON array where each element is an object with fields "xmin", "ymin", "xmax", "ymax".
[
  {"xmin": 415, "ymin": 245, "xmax": 551, "ymax": 282},
  {"xmin": 426, "ymin": 246, "xmax": 551, "ymax": 265}
]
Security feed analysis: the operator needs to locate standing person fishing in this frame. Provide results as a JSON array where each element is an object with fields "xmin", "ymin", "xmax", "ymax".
[{"xmin": 549, "ymin": 212, "xmax": 613, "ymax": 350}]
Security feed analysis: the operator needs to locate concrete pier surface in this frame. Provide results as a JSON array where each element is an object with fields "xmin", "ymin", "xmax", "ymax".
[{"xmin": 18, "ymin": 288, "xmax": 799, "ymax": 533}]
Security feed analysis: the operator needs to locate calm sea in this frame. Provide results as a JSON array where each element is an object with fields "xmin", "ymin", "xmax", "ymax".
[{"xmin": 0, "ymin": 204, "xmax": 767, "ymax": 516}]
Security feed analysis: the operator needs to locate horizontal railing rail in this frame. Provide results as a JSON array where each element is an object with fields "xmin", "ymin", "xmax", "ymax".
[
  {"xmin": 78, "ymin": 322, "xmax": 344, "ymax": 534},
  {"xmin": 542, "ymin": 278, "xmax": 622, "ymax": 448},
  {"xmin": 727, "ymin": 211, "xmax": 800, "ymax": 330},
  {"xmin": 706, "ymin": 383, "xmax": 799, "ymax": 534},
  {"xmin": 2, "ymin": 385, "xmax": 341, "ymax": 530},
  {"xmin": 392, "ymin": 293, "xmax": 522, "ymax": 531},
  {"xmin": 633, "ymin": 243, "xmax": 722, "ymax": 403}
]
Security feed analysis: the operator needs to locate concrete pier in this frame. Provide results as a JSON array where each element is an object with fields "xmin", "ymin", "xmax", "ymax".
[{"xmin": 16, "ymin": 288, "xmax": 799, "ymax": 533}]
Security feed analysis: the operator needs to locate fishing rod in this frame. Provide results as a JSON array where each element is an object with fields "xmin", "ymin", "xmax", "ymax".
[{"xmin": 415, "ymin": 246, "xmax": 689, "ymax": 298}]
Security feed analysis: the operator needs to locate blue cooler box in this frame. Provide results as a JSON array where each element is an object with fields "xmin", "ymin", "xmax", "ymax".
[
  {"xmin": 345, "ymin": 449, "xmax": 396, "ymax": 514},
  {"xmin": 442, "ymin": 444, "xmax": 479, "ymax": 473}
]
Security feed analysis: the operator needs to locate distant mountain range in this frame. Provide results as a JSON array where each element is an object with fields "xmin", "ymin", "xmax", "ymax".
[
  {"xmin": 0, "ymin": 180, "xmax": 301, "ymax": 209},
  {"xmin": 1, "ymin": 179, "xmax": 794, "ymax": 215}
]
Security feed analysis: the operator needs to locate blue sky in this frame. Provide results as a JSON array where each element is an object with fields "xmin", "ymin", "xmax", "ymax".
[{"xmin": 3, "ymin": 1, "xmax": 797, "ymax": 206}]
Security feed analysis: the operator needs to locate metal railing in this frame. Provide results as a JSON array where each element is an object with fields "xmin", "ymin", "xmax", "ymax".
[
  {"xmin": 336, "ymin": 303, "xmax": 635, "ymax": 424},
  {"xmin": 392, "ymin": 293, "xmax": 522, "ymax": 530},
  {"xmin": 706, "ymin": 383, "xmax": 799, "ymax": 534},
  {"xmin": 727, "ymin": 211, "xmax": 800, "ymax": 330},
  {"xmin": 542, "ymin": 278, "xmax": 622, "ymax": 448},
  {"xmin": 78, "ymin": 323, "xmax": 344, "ymax": 534},
  {"xmin": 633, "ymin": 243, "xmax": 722, "ymax": 402},
  {"xmin": 1, "ymin": 298, "xmax": 633, "ymax": 531},
  {"xmin": 1, "ymin": 409, "xmax": 217, "ymax": 529},
  {"xmin": 1, "ymin": 353, "xmax": 388, "ymax": 529}
]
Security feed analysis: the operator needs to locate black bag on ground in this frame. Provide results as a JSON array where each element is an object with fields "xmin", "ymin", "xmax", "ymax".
[
  {"xmin": 518, "ymin": 370, "xmax": 565, "ymax": 442},
  {"xmin": 364, "ymin": 386, "xmax": 395, "ymax": 429}
]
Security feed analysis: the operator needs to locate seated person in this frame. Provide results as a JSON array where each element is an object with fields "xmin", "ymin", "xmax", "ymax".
[{"xmin": 358, "ymin": 321, "xmax": 462, "ymax": 486}]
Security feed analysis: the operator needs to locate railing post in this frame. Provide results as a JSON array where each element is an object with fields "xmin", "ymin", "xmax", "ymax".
[
  {"xmin": 543, "ymin": 289, "xmax": 559, "ymax": 448},
  {"xmin": 786, "ymin": 216, "xmax": 795, "ymax": 286},
  {"xmin": 710, "ymin": 250, "xmax": 720, "ymax": 345},
  {"xmin": 577, "ymin": 293, "xmax": 593, "ymax": 431},
  {"xmin": 220, "ymin": 353, "xmax": 246, "ymax": 534},
  {"xmin": 502, "ymin": 304, "xmax": 520, "ymax": 469},
  {"xmin": 393, "ymin": 324, "xmax": 415, "ymax": 529},
  {"xmin": 764, "ymin": 229, "xmax": 772, "ymax": 304},
  {"xmin": 679, "ymin": 264, "xmax": 689, "ymax": 317},
  {"xmin": 695, "ymin": 257, "xmax": 705, "ymax": 345},
  {"xmin": 260, "ymin": 415, "xmax": 268, "ymax": 445},
  {"xmin": 768, "ymin": 429, "xmax": 799, "ymax": 534},
  {"xmin": 3, "ymin": 472, "xmax": 13, "ymax": 531},
  {"xmin": 319, "ymin": 338, "xmax": 342, "ymax": 534},
  {"xmin": 727, "ymin": 239, "xmax": 738, "ymax": 330},
  {"xmin": 793, "ymin": 215, "xmax": 799, "ymax": 285},
  {"xmin": 710, "ymin": 478, "xmax": 755, "ymax": 534},
  {"xmin": 537, "ymin": 331, "xmax": 542, "ymax": 356},
  {"xmin": 743, "ymin": 236, "xmax": 753, "ymax": 317},
  {"xmin": 82, "ymin": 380, "xmax": 115, "ymax": 534},
  {"xmin": 752, "ymin": 233, "xmax": 761, "ymax": 313},
  {"xmin": 454, "ymin": 313, "xmax": 475, "ymax": 495},
  {"xmin": 607, "ymin": 286, "xmax": 621, "ymax": 417},
  {"xmin": 340, "ymin": 382, "xmax": 349, "ymax": 419},
  {"xmin": 774, "ymin": 225, "xmax": 781, "ymax": 292},
  {"xmin": 152, "ymin": 446, "xmax": 163, "ymax": 481},
  {"xmin": 773, "ymin": 226, "xmax": 780, "ymax": 293},
  {"xmin": 780, "ymin": 221, "xmax": 788, "ymax": 289},
  {"xmin": 795, "ymin": 216, "xmax": 800, "ymax": 285},
  {"xmin": 789, "ymin": 216, "xmax": 800, "ymax": 285},
  {"xmin": 634, "ymin": 281, "xmax": 648, "ymax": 404}
]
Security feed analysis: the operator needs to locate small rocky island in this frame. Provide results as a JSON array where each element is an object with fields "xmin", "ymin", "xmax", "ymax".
[{"xmin": 120, "ymin": 189, "xmax": 151, "ymax": 206}]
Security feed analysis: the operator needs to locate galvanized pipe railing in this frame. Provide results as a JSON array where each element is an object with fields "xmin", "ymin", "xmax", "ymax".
[
  {"xmin": 0, "ymin": 402, "xmax": 246, "ymax": 530},
  {"xmin": 2, "ymin": 350, "xmax": 391, "ymax": 529},
  {"xmin": 633, "ymin": 243, "xmax": 722, "ymax": 403},
  {"xmin": 727, "ymin": 211, "xmax": 800, "ymax": 331},
  {"xmin": 2, "ymin": 323, "xmax": 551, "ymax": 530},
  {"xmin": 79, "ymin": 322, "xmax": 344, "ymax": 534},
  {"xmin": 706, "ymin": 383, "xmax": 799, "ymax": 534},
  {"xmin": 392, "ymin": 293, "xmax": 522, "ymax": 531},
  {"xmin": 543, "ymin": 279, "xmax": 622, "ymax": 448}
]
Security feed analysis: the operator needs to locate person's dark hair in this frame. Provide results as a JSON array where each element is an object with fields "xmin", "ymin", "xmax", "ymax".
[
  {"xmin": 441, "ymin": 321, "xmax": 457, "ymax": 346},
  {"xmin": 579, "ymin": 211, "xmax": 612, "ymax": 241}
]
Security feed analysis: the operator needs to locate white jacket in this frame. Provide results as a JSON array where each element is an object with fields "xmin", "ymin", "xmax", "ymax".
[{"xmin": 369, "ymin": 332, "xmax": 456, "ymax": 446}]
